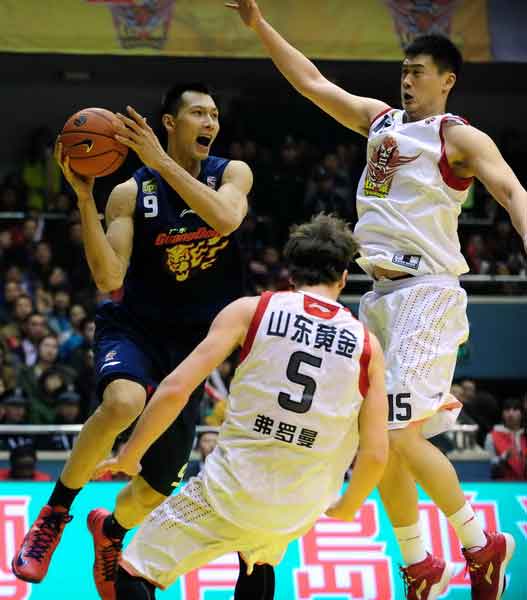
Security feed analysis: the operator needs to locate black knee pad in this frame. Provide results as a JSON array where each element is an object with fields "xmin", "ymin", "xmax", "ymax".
[
  {"xmin": 234, "ymin": 554, "xmax": 275, "ymax": 600},
  {"xmin": 115, "ymin": 566, "xmax": 156, "ymax": 600}
]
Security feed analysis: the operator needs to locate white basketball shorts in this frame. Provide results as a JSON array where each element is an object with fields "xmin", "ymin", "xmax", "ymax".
[
  {"xmin": 121, "ymin": 475, "xmax": 294, "ymax": 589},
  {"xmin": 359, "ymin": 274, "xmax": 469, "ymax": 437}
]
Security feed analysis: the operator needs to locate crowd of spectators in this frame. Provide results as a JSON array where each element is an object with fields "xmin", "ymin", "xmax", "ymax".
[{"xmin": 0, "ymin": 122, "xmax": 525, "ymax": 480}]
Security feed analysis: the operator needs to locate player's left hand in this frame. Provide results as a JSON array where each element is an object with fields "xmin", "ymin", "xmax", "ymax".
[
  {"xmin": 115, "ymin": 106, "xmax": 168, "ymax": 170},
  {"xmin": 93, "ymin": 451, "xmax": 142, "ymax": 479}
]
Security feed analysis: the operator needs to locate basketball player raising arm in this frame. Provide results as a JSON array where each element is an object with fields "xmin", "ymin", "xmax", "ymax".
[
  {"xmin": 226, "ymin": 0, "xmax": 527, "ymax": 251},
  {"xmin": 228, "ymin": 2, "xmax": 524, "ymax": 599}
]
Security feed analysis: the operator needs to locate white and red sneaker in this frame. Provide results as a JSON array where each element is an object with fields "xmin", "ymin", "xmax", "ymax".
[
  {"xmin": 400, "ymin": 553, "xmax": 455, "ymax": 600},
  {"xmin": 462, "ymin": 531, "xmax": 515, "ymax": 599}
]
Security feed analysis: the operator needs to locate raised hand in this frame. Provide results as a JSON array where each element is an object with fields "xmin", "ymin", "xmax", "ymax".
[
  {"xmin": 54, "ymin": 138, "xmax": 95, "ymax": 200},
  {"xmin": 225, "ymin": 0, "xmax": 263, "ymax": 29},
  {"xmin": 115, "ymin": 105, "xmax": 168, "ymax": 171}
]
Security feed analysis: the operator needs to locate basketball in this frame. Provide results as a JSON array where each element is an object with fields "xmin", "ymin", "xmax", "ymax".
[{"xmin": 59, "ymin": 107, "xmax": 128, "ymax": 177}]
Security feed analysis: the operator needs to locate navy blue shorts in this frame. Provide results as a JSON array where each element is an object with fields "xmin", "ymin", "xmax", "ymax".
[{"xmin": 94, "ymin": 302, "xmax": 208, "ymax": 496}]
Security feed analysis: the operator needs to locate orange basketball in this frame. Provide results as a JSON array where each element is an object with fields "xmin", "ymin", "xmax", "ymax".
[{"xmin": 59, "ymin": 108, "xmax": 128, "ymax": 177}]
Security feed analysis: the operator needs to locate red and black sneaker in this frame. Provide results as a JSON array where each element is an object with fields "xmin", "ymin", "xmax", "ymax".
[
  {"xmin": 11, "ymin": 505, "xmax": 72, "ymax": 583},
  {"xmin": 400, "ymin": 553, "xmax": 455, "ymax": 600},
  {"xmin": 463, "ymin": 531, "xmax": 516, "ymax": 600},
  {"xmin": 87, "ymin": 508, "xmax": 123, "ymax": 600}
]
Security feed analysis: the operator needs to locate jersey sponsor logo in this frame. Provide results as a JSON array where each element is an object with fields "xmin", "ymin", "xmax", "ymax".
[
  {"xmin": 364, "ymin": 135, "xmax": 421, "ymax": 198},
  {"xmin": 104, "ymin": 350, "xmax": 117, "ymax": 361},
  {"xmin": 142, "ymin": 179, "xmax": 157, "ymax": 194},
  {"xmin": 100, "ymin": 361, "xmax": 121, "ymax": 370},
  {"xmin": 155, "ymin": 227, "xmax": 220, "ymax": 246},
  {"xmin": 372, "ymin": 113, "xmax": 393, "ymax": 133},
  {"xmin": 391, "ymin": 252, "xmax": 421, "ymax": 270},
  {"xmin": 206, "ymin": 175, "xmax": 217, "ymax": 188}
]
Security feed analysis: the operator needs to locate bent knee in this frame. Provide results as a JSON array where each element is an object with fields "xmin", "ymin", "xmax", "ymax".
[
  {"xmin": 131, "ymin": 477, "xmax": 167, "ymax": 511},
  {"xmin": 98, "ymin": 381, "xmax": 146, "ymax": 428}
]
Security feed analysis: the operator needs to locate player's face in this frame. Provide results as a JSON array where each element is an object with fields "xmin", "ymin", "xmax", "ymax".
[
  {"xmin": 171, "ymin": 92, "xmax": 220, "ymax": 160},
  {"xmin": 401, "ymin": 54, "xmax": 454, "ymax": 118}
]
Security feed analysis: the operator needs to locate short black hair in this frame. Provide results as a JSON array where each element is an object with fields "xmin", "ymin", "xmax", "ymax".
[
  {"xmin": 284, "ymin": 214, "xmax": 359, "ymax": 287},
  {"xmin": 161, "ymin": 82, "xmax": 215, "ymax": 117},
  {"xmin": 405, "ymin": 34, "xmax": 463, "ymax": 77}
]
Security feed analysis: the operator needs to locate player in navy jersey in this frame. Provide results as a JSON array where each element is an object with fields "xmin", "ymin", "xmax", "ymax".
[{"xmin": 13, "ymin": 83, "xmax": 256, "ymax": 600}]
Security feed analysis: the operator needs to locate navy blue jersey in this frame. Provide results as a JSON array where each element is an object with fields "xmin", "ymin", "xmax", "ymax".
[{"xmin": 120, "ymin": 156, "xmax": 245, "ymax": 331}]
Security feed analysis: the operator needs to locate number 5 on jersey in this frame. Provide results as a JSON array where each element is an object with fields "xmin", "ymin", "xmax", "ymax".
[{"xmin": 278, "ymin": 351, "xmax": 322, "ymax": 414}]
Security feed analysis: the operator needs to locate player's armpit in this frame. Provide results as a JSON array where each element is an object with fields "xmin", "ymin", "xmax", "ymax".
[
  {"xmin": 215, "ymin": 160, "xmax": 253, "ymax": 234},
  {"xmin": 446, "ymin": 125, "xmax": 527, "ymax": 247}
]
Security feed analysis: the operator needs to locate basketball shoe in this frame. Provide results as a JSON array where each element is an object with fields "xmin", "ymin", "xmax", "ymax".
[
  {"xmin": 11, "ymin": 505, "xmax": 72, "ymax": 583},
  {"xmin": 87, "ymin": 508, "xmax": 123, "ymax": 600},
  {"xmin": 400, "ymin": 553, "xmax": 455, "ymax": 600},
  {"xmin": 463, "ymin": 531, "xmax": 516, "ymax": 599}
]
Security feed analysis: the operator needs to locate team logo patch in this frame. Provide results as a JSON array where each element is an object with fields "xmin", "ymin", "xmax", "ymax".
[
  {"xmin": 142, "ymin": 179, "xmax": 157, "ymax": 194},
  {"xmin": 206, "ymin": 176, "xmax": 217, "ymax": 188},
  {"xmin": 104, "ymin": 350, "xmax": 117, "ymax": 361},
  {"xmin": 392, "ymin": 253, "xmax": 421, "ymax": 270},
  {"xmin": 364, "ymin": 135, "xmax": 421, "ymax": 198}
]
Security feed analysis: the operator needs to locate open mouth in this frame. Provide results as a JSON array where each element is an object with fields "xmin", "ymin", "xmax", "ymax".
[
  {"xmin": 196, "ymin": 135, "xmax": 212, "ymax": 148},
  {"xmin": 403, "ymin": 93, "xmax": 414, "ymax": 103}
]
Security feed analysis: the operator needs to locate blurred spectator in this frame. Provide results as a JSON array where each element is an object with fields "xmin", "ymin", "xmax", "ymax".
[
  {"xmin": 304, "ymin": 165, "xmax": 350, "ymax": 220},
  {"xmin": 0, "ymin": 443, "xmax": 52, "ymax": 481},
  {"xmin": 0, "ymin": 293, "xmax": 34, "ymax": 354},
  {"xmin": 0, "ymin": 340, "xmax": 17, "ymax": 391},
  {"xmin": 8, "ymin": 217, "xmax": 44, "ymax": 269},
  {"xmin": 0, "ymin": 389, "xmax": 33, "ymax": 451},
  {"xmin": 67, "ymin": 316, "xmax": 95, "ymax": 372},
  {"xmin": 30, "ymin": 240, "xmax": 55, "ymax": 287},
  {"xmin": 47, "ymin": 289, "xmax": 72, "ymax": 341},
  {"xmin": 18, "ymin": 312, "xmax": 49, "ymax": 366},
  {"xmin": 485, "ymin": 398, "xmax": 526, "ymax": 480},
  {"xmin": 0, "ymin": 182, "xmax": 25, "ymax": 212},
  {"xmin": 268, "ymin": 136, "xmax": 308, "ymax": 245},
  {"xmin": 34, "ymin": 285, "xmax": 53, "ymax": 317},
  {"xmin": 56, "ymin": 220, "xmax": 93, "ymax": 296},
  {"xmin": 17, "ymin": 333, "xmax": 75, "ymax": 424},
  {"xmin": 184, "ymin": 430, "xmax": 219, "ymax": 480},
  {"xmin": 46, "ymin": 266, "xmax": 69, "ymax": 293},
  {"xmin": 21, "ymin": 126, "xmax": 62, "ymax": 212},
  {"xmin": 0, "ymin": 281, "xmax": 22, "ymax": 323},
  {"xmin": 59, "ymin": 303, "xmax": 87, "ymax": 360},
  {"xmin": 457, "ymin": 380, "xmax": 500, "ymax": 447},
  {"xmin": 465, "ymin": 234, "xmax": 491, "ymax": 274},
  {"xmin": 39, "ymin": 389, "xmax": 81, "ymax": 451}
]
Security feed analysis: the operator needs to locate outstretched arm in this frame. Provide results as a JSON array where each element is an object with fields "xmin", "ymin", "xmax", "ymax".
[
  {"xmin": 445, "ymin": 124, "xmax": 527, "ymax": 252},
  {"xmin": 226, "ymin": 0, "xmax": 389, "ymax": 137},
  {"xmin": 94, "ymin": 296, "xmax": 258, "ymax": 477},
  {"xmin": 326, "ymin": 333, "xmax": 389, "ymax": 521}
]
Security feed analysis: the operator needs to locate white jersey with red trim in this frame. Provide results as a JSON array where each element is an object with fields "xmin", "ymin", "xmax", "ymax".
[
  {"xmin": 201, "ymin": 290, "xmax": 371, "ymax": 534},
  {"xmin": 354, "ymin": 108, "xmax": 472, "ymax": 277}
]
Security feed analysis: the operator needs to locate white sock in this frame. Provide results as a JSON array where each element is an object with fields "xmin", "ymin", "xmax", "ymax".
[
  {"xmin": 447, "ymin": 502, "xmax": 487, "ymax": 550},
  {"xmin": 394, "ymin": 523, "xmax": 428, "ymax": 566}
]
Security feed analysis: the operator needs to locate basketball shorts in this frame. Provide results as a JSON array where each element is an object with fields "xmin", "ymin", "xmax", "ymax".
[
  {"xmin": 94, "ymin": 302, "xmax": 208, "ymax": 495},
  {"xmin": 359, "ymin": 274, "xmax": 469, "ymax": 437},
  {"xmin": 121, "ymin": 475, "xmax": 293, "ymax": 589}
]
